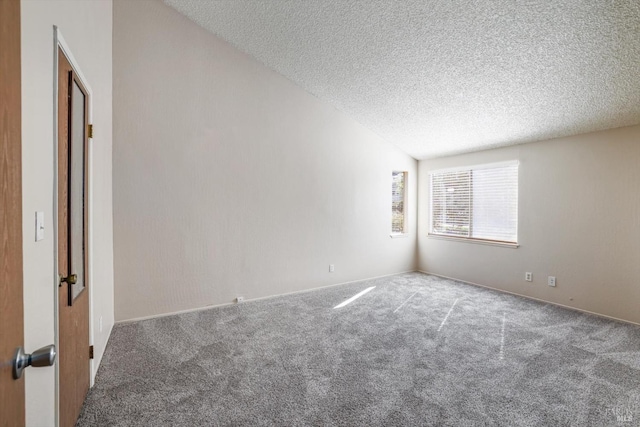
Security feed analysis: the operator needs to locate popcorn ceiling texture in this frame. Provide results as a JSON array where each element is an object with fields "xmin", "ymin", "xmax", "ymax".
[{"xmin": 163, "ymin": 0, "xmax": 640, "ymax": 159}]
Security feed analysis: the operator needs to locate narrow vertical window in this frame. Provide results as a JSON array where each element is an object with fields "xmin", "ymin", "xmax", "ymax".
[{"xmin": 392, "ymin": 171, "xmax": 407, "ymax": 234}]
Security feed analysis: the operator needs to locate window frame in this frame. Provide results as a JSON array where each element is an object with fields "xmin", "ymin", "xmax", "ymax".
[
  {"xmin": 428, "ymin": 161, "xmax": 519, "ymax": 248},
  {"xmin": 391, "ymin": 170, "xmax": 408, "ymax": 237}
]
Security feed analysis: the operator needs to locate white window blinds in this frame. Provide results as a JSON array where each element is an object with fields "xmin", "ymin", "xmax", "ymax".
[
  {"xmin": 430, "ymin": 161, "xmax": 518, "ymax": 243},
  {"xmin": 392, "ymin": 171, "xmax": 407, "ymax": 234}
]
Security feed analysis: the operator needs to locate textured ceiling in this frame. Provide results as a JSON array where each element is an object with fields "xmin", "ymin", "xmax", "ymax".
[{"xmin": 163, "ymin": 0, "xmax": 640, "ymax": 159}]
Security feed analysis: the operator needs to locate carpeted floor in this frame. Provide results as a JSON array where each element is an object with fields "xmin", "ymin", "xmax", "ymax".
[{"xmin": 77, "ymin": 272, "xmax": 640, "ymax": 426}]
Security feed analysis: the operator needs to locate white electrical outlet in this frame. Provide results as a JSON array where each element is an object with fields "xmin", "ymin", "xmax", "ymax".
[
  {"xmin": 329, "ymin": 264, "xmax": 335, "ymax": 273},
  {"xmin": 548, "ymin": 276, "xmax": 556, "ymax": 287},
  {"xmin": 235, "ymin": 296, "xmax": 244, "ymax": 303},
  {"xmin": 525, "ymin": 272, "xmax": 533, "ymax": 282}
]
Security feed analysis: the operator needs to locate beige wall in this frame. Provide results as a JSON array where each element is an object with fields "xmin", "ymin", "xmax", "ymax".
[
  {"xmin": 418, "ymin": 125, "xmax": 640, "ymax": 324},
  {"xmin": 112, "ymin": 0, "xmax": 417, "ymax": 321},
  {"xmin": 21, "ymin": 0, "xmax": 114, "ymax": 425}
]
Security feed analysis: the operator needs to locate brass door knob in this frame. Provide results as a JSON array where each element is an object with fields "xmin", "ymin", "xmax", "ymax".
[{"xmin": 60, "ymin": 274, "xmax": 78, "ymax": 286}]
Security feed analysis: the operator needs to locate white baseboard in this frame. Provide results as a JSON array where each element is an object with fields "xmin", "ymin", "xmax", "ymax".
[
  {"xmin": 418, "ymin": 270, "xmax": 640, "ymax": 327},
  {"xmin": 115, "ymin": 269, "xmax": 419, "ymax": 324},
  {"xmin": 116, "ymin": 302, "xmax": 236, "ymax": 324}
]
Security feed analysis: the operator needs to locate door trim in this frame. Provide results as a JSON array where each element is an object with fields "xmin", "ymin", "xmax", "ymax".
[{"xmin": 53, "ymin": 27, "xmax": 94, "ymax": 427}]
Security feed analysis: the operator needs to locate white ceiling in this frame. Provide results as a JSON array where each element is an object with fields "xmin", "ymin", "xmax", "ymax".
[{"xmin": 164, "ymin": 0, "xmax": 640, "ymax": 159}]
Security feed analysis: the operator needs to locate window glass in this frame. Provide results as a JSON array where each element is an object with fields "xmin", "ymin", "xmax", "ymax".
[
  {"xmin": 392, "ymin": 171, "xmax": 407, "ymax": 234},
  {"xmin": 430, "ymin": 162, "xmax": 518, "ymax": 243}
]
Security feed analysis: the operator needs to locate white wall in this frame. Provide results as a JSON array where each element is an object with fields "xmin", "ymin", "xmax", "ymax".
[
  {"xmin": 21, "ymin": 0, "xmax": 114, "ymax": 425},
  {"xmin": 113, "ymin": 0, "xmax": 417, "ymax": 321},
  {"xmin": 418, "ymin": 125, "xmax": 640, "ymax": 325}
]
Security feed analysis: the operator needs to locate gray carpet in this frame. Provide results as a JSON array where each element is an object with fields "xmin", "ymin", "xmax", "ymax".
[{"xmin": 77, "ymin": 273, "xmax": 640, "ymax": 426}]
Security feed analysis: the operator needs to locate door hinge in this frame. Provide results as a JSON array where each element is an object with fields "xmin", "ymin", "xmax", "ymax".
[
  {"xmin": 89, "ymin": 345, "xmax": 94, "ymax": 360},
  {"xmin": 88, "ymin": 124, "xmax": 94, "ymax": 139}
]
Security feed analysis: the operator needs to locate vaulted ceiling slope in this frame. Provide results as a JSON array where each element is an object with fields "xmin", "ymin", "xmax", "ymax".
[{"xmin": 164, "ymin": 0, "xmax": 640, "ymax": 159}]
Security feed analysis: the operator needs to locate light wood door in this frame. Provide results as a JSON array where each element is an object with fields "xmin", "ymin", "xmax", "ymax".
[
  {"xmin": 57, "ymin": 48, "xmax": 91, "ymax": 427},
  {"xmin": 0, "ymin": 0, "xmax": 25, "ymax": 425}
]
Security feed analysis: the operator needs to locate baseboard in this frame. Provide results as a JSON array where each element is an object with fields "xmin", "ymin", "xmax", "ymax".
[
  {"xmin": 116, "ymin": 269, "xmax": 419, "ymax": 324},
  {"xmin": 418, "ymin": 270, "xmax": 640, "ymax": 327},
  {"xmin": 116, "ymin": 302, "xmax": 237, "ymax": 324}
]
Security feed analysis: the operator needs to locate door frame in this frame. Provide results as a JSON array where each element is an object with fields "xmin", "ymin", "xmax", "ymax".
[{"xmin": 52, "ymin": 26, "xmax": 95, "ymax": 427}]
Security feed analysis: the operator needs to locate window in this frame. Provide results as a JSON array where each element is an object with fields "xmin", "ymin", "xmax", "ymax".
[
  {"xmin": 392, "ymin": 171, "xmax": 407, "ymax": 234},
  {"xmin": 429, "ymin": 161, "xmax": 518, "ymax": 244}
]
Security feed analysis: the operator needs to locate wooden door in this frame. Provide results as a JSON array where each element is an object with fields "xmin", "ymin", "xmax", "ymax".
[
  {"xmin": 0, "ymin": 0, "xmax": 25, "ymax": 425},
  {"xmin": 57, "ymin": 48, "xmax": 91, "ymax": 427}
]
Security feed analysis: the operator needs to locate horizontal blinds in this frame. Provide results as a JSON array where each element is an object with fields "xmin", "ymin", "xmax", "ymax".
[
  {"xmin": 430, "ymin": 162, "xmax": 518, "ymax": 242},
  {"xmin": 472, "ymin": 164, "xmax": 518, "ymax": 242},
  {"xmin": 392, "ymin": 171, "xmax": 406, "ymax": 233},
  {"xmin": 431, "ymin": 170, "xmax": 471, "ymax": 237}
]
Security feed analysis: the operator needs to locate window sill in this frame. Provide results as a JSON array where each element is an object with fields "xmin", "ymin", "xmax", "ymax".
[
  {"xmin": 390, "ymin": 233, "xmax": 409, "ymax": 239},
  {"xmin": 427, "ymin": 233, "xmax": 519, "ymax": 248}
]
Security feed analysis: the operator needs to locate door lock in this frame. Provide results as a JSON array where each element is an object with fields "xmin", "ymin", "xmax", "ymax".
[
  {"xmin": 59, "ymin": 274, "xmax": 78, "ymax": 286},
  {"xmin": 13, "ymin": 345, "xmax": 57, "ymax": 379}
]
